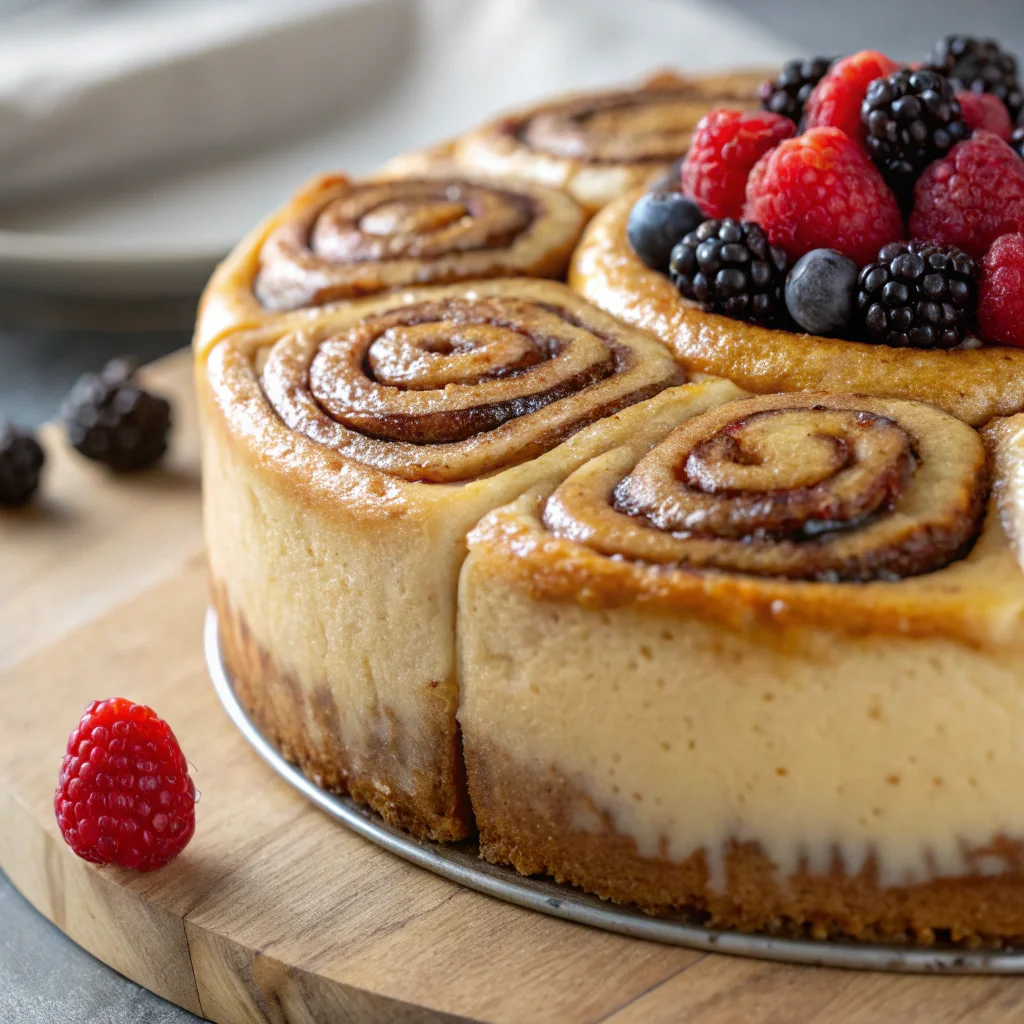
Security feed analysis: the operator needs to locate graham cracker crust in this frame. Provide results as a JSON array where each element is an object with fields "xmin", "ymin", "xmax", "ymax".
[
  {"xmin": 213, "ymin": 583, "xmax": 472, "ymax": 842},
  {"xmin": 465, "ymin": 742, "xmax": 1024, "ymax": 945}
]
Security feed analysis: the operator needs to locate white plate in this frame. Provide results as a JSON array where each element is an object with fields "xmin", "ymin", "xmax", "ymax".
[{"xmin": 0, "ymin": 0, "xmax": 791, "ymax": 296}]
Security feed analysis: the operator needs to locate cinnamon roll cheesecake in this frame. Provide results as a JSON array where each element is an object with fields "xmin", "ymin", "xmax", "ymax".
[
  {"xmin": 459, "ymin": 394, "xmax": 1024, "ymax": 942},
  {"xmin": 197, "ymin": 48, "xmax": 1024, "ymax": 943}
]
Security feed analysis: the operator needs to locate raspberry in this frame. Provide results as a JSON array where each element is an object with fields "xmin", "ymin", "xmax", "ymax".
[
  {"xmin": 956, "ymin": 90, "xmax": 1013, "ymax": 140},
  {"xmin": 55, "ymin": 698, "xmax": 196, "ymax": 871},
  {"xmin": 909, "ymin": 131, "xmax": 1024, "ymax": 260},
  {"xmin": 804, "ymin": 50, "xmax": 901, "ymax": 143},
  {"xmin": 744, "ymin": 127, "xmax": 905, "ymax": 266},
  {"xmin": 978, "ymin": 233, "xmax": 1024, "ymax": 347},
  {"xmin": 681, "ymin": 109, "xmax": 795, "ymax": 220}
]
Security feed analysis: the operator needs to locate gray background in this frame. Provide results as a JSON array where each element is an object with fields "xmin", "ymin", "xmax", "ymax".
[{"xmin": 2, "ymin": 1, "xmax": 1022, "ymax": 1021}]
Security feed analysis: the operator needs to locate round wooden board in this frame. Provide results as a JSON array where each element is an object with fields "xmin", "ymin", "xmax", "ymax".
[{"xmin": 4, "ymin": 351, "xmax": 1024, "ymax": 1023}]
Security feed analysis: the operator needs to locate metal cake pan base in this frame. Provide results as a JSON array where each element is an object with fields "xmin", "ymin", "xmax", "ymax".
[{"xmin": 205, "ymin": 609, "xmax": 1024, "ymax": 974}]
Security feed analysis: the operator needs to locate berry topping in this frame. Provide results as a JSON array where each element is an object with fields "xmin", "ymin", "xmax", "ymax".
[
  {"xmin": 55, "ymin": 698, "xmax": 196, "ymax": 871},
  {"xmin": 0, "ymin": 423, "xmax": 44, "ymax": 507},
  {"xmin": 924, "ymin": 35, "xmax": 1023, "ymax": 124},
  {"xmin": 759, "ymin": 57, "xmax": 835, "ymax": 125},
  {"xmin": 909, "ymin": 131, "xmax": 1024, "ymax": 260},
  {"xmin": 681, "ymin": 109, "xmax": 795, "ymax": 220},
  {"xmin": 669, "ymin": 218, "xmax": 789, "ymax": 325},
  {"xmin": 861, "ymin": 69, "xmax": 969, "ymax": 199},
  {"xmin": 744, "ymin": 126, "xmax": 904, "ymax": 265},
  {"xmin": 784, "ymin": 248, "xmax": 860, "ymax": 335},
  {"xmin": 62, "ymin": 358, "xmax": 172, "ymax": 473},
  {"xmin": 626, "ymin": 190, "xmax": 705, "ymax": 272},
  {"xmin": 856, "ymin": 240, "xmax": 978, "ymax": 349},
  {"xmin": 978, "ymin": 233, "xmax": 1024, "ymax": 348},
  {"xmin": 957, "ymin": 90, "xmax": 1013, "ymax": 140},
  {"xmin": 803, "ymin": 50, "xmax": 901, "ymax": 143}
]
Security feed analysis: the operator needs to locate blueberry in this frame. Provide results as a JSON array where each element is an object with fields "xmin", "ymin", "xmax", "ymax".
[
  {"xmin": 626, "ymin": 191, "xmax": 705, "ymax": 273},
  {"xmin": 784, "ymin": 248, "xmax": 860, "ymax": 336}
]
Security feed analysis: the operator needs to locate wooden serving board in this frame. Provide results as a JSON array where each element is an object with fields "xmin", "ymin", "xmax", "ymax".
[{"xmin": 3, "ymin": 350, "xmax": 1024, "ymax": 1023}]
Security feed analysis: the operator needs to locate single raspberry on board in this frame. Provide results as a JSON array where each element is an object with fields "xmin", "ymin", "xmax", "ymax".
[
  {"xmin": 744, "ymin": 127, "xmax": 905, "ymax": 265},
  {"xmin": 909, "ymin": 131, "xmax": 1024, "ymax": 259},
  {"xmin": 803, "ymin": 50, "xmax": 900, "ymax": 143},
  {"xmin": 956, "ymin": 90, "xmax": 1013, "ymax": 140},
  {"xmin": 978, "ymin": 233, "xmax": 1024, "ymax": 347},
  {"xmin": 55, "ymin": 698, "xmax": 196, "ymax": 871},
  {"xmin": 681, "ymin": 109, "xmax": 795, "ymax": 219}
]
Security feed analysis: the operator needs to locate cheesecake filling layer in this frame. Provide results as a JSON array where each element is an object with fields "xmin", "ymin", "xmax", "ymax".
[{"xmin": 459, "ymin": 578, "xmax": 1024, "ymax": 893}]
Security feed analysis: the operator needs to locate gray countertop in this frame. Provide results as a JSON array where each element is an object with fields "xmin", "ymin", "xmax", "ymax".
[{"xmin": 2, "ymin": 1, "xmax": 1023, "ymax": 1020}]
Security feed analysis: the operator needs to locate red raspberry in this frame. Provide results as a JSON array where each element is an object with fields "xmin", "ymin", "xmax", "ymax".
[
  {"xmin": 978, "ymin": 233, "xmax": 1024, "ymax": 347},
  {"xmin": 55, "ymin": 698, "xmax": 196, "ymax": 871},
  {"xmin": 957, "ymin": 92, "xmax": 1013, "ymax": 141},
  {"xmin": 743, "ymin": 127, "xmax": 904, "ymax": 265},
  {"xmin": 681, "ymin": 109, "xmax": 795, "ymax": 219},
  {"xmin": 803, "ymin": 50, "xmax": 900, "ymax": 143},
  {"xmin": 909, "ymin": 131, "xmax": 1024, "ymax": 260}
]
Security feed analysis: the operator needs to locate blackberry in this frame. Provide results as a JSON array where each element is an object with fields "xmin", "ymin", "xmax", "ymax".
[
  {"xmin": 861, "ymin": 69, "xmax": 969, "ymax": 199},
  {"xmin": 1012, "ymin": 125, "xmax": 1024, "ymax": 161},
  {"xmin": 0, "ymin": 423, "xmax": 45, "ymax": 506},
  {"xmin": 856, "ymin": 240, "xmax": 978, "ymax": 349},
  {"xmin": 62, "ymin": 358, "xmax": 172, "ymax": 472},
  {"xmin": 648, "ymin": 153, "xmax": 687, "ymax": 193},
  {"xmin": 925, "ymin": 35, "xmax": 1023, "ymax": 124},
  {"xmin": 670, "ymin": 218, "xmax": 789, "ymax": 325},
  {"xmin": 759, "ymin": 57, "xmax": 834, "ymax": 125}
]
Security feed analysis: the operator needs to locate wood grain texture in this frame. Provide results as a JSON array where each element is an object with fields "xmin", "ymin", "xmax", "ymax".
[{"xmin": 2, "ymin": 349, "xmax": 1024, "ymax": 1023}]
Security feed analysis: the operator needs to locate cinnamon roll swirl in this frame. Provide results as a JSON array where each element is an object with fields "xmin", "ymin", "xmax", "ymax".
[
  {"xmin": 453, "ymin": 70, "xmax": 765, "ymax": 214},
  {"xmin": 459, "ymin": 391, "xmax": 1024, "ymax": 941},
  {"xmin": 570, "ymin": 191, "xmax": 1024, "ymax": 425},
  {"xmin": 198, "ymin": 279, "xmax": 682, "ymax": 840},
  {"xmin": 195, "ymin": 173, "xmax": 585, "ymax": 353}
]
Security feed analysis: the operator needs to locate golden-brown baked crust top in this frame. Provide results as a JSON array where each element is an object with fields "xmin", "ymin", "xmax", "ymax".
[
  {"xmin": 570, "ymin": 191, "xmax": 1024, "ymax": 426},
  {"xmin": 467, "ymin": 395, "xmax": 1024, "ymax": 646},
  {"xmin": 453, "ymin": 70, "xmax": 766, "ymax": 213},
  {"xmin": 195, "ymin": 172, "xmax": 586, "ymax": 356}
]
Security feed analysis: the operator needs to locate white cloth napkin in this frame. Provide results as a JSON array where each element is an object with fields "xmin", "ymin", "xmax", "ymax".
[{"xmin": 0, "ymin": 0, "xmax": 396, "ymax": 201}]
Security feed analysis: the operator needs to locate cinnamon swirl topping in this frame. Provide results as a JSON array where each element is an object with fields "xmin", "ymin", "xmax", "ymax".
[
  {"xmin": 545, "ymin": 393, "xmax": 988, "ymax": 581},
  {"xmin": 254, "ymin": 177, "xmax": 585, "ymax": 311},
  {"xmin": 518, "ymin": 83, "xmax": 754, "ymax": 165},
  {"xmin": 257, "ymin": 282, "xmax": 680, "ymax": 483}
]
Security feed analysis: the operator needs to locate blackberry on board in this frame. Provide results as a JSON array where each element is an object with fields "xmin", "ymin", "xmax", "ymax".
[
  {"xmin": 924, "ymin": 35, "xmax": 1023, "ymax": 123},
  {"xmin": 62, "ymin": 358, "xmax": 172, "ymax": 472},
  {"xmin": 857, "ymin": 240, "xmax": 978, "ymax": 349},
  {"xmin": 670, "ymin": 218, "xmax": 790, "ymax": 325},
  {"xmin": 0, "ymin": 423, "xmax": 45, "ymax": 506},
  {"xmin": 759, "ymin": 57, "xmax": 834, "ymax": 125},
  {"xmin": 861, "ymin": 69, "xmax": 969, "ymax": 199}
]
